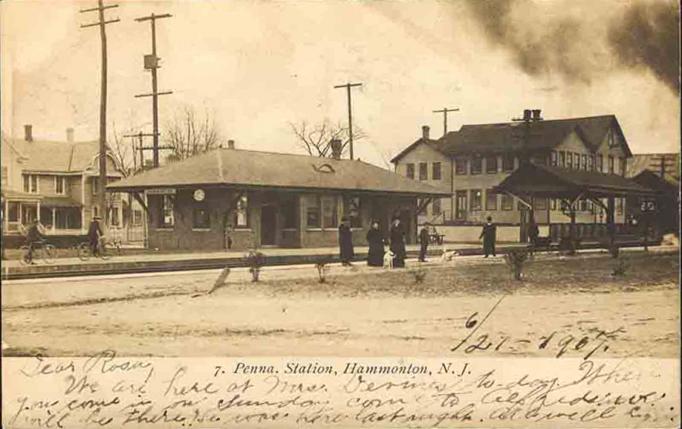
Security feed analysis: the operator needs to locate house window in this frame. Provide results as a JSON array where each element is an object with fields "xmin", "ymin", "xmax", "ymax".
[
  {"xmin": 471, "ymin": 156, "xmax": 482, "ymax": 175},
  {"xmin": 234, "ymin": 195, "xmax": 248, "ymax": 227},
  {"xmin": 455, "ymin": 191, "xmax": 467, "ymax": 219},
  {"xmin": 55, "ymin": 176, "xmax": 66, "ymax": 195},
  {"xmin": 607, "ymin": 130, "xmax": 617, "ymax": 147},
  {"xmin": 485, "ymin": 156, "xmax": 498, "ymax": 174},
  {"xmin": 110, "ymin": 207, "xmax": 120, "ymax": 226},
  {"xmin": 573, "ymin": 153, "xmax": 580, "ymax": 169},
  {"xmin": 132, "ymin": 209, "xmax": 143, "ymax": 226},
  {"xmin": 418, "ymin": 162, "xmax": 428, "ymax": 180},
  {"xmin": 502, "ymin": 155, "xmax": 514, "ymax": 172},
  {"xmin": 193, "ymin": 204, "xmax": 210, "ymax": 229},
  {"xmin": 281, "ymin": 197, "xmax": 297, "ymax": 229},
  {"xmin": 619, "ymin": 158, "xmax": 627, "ymax": 176},
  {"xmin": 597, "ymin": 154, "xmax": 604, "ymax": 172},
  {"xmin": 7, "ymin": 202, "xmax": 19, "ymax": 222},
  {"xmin": 550, "ymin": 151, "xmax": 557, "ymax": 167},
  {"xmin": 432, "ymin": 162, "xmax": 442, "ymax": 180},
  {"xmin": 321, "ymin": 195, "xmax": 337, "ymax": 228},
  {"xmin": 558, "ymin": 152, "xmax": 565, "ymax": 168},
  {"xmin": 501, "ymin": 194, "xmax": 513, "ymax": 211},
  {"xmin": 344, "ymin": 196, "xmax": 362, "ymax": 228},
  {"xmin": 306, "ymin": 195, "xmax": 321, "ymax": 228},
  {"xmin": 581, "ymin": 154, "xmax": 587, "ymax": 170},
  {"xmin": 470, "ymin": 189, "xmax": 482, "ymax": 211},
  {"xmin": 486, "ymin": 189, "xmax": 497, "ymax": 210},
  {"xmin": 432, "ymin": 198, "xmax": 442, "ymax": 216},
  {"xmin": 566, "ymin": 153, "xmax": 572, "ymax": 169},
  {"xmin": 158, "ymin": 195, "xmax": 174, "ymax": 228},
  {"xmin": 455, "ymin": 158, "xmax": 467, "ymax": 175},
  {"xmin": 92, "ymin": 177, "xmax": 99, "ymax": 195},
  {"xmin": 588, "ymin": 155, "xmax": 594, "ymax": 171},
  {"xmin": 608, "ymin": 156, "xmax": 614, "ymax": 174},
  {"xmin": 23, "ymin": 174, "xmax": 38, "ymax": 194},
  {"xmin": 406, "ymin": 163, "xmax": 415, "ymax": 179}
]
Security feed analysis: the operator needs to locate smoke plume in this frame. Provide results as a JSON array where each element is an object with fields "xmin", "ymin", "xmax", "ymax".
[{"xmin": 467, "ymin": 0, "xmax": 680, "ymax": 94}]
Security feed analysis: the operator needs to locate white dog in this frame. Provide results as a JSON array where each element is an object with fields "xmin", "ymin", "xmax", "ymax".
[
  {"xmin": 383, "ymin": 250, "xmax": 395, "ymax": 269},
  {"xmin": 440, "ymin": 248, "xmax": 459, "ymax": 262}
]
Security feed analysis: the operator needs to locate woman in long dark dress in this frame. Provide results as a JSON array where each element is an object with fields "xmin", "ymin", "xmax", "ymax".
[
  {"xmin": 389, "ymin": 217, "xmax": 406, "ymax": 268},
  {"xmin": 366, "ymin": 220, "xmax": 384, "ymax": 266},
  {"xmin": 338, "ymin": 217, "xmax": 354, "ymax": 266}
]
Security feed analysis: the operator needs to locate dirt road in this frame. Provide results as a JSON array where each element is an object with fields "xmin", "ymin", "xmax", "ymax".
[{"xmin": 2, "ymin": 250, "xmax": 678, "ymax": 358}]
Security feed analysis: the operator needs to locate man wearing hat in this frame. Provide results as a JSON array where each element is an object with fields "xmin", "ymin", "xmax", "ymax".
[
  {"xmin": 88, "ymin": 215, "xmax": 104, "ymax": 256},
  {"xmin": 24, "ymin": 218, "xmax": 46, "ymax": 264},
  {"xmin": 338, "ymin": 216, "xmax": 354, "ymax": 266},
  {"xmin": 479, "ymin": 216, "xmax": 497, "ymax": 258}
]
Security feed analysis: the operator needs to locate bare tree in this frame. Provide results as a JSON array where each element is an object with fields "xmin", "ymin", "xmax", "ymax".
[
  {"xmin": 164, "ymin": 105, "xmax": 223, "ymax": 162},
  {"xmin": 109, "ymin": 126, "xmax": 135, "ymax": 178},
  {"xmin": 289, "ymin": 119, "xmax": 366, "ymax": 158}
]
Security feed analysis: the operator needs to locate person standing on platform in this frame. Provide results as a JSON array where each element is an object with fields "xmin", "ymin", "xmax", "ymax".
[
  {"xmin": 480, "ymin": 216, "xmax": 497, "ymax": 258},
  {"xmin": 88, "ymin": 216, "xmax": 103, "ymax": 256},
  {"xmin": 418, "ymin": 223, "xmax": 430, "ymax": 262},
  {"xmin": 528, "ymin": 216, "xmax": 539, "ymax": 255},
  {"xmin": 390, "ymin": 217, "xmax": 406, "ymax": 268},
  {"xmin": 338, "ymin": 216, "xmax": 354, "ymax": 266},
  {"xmin": 366, "ymin": 220, "xmax": 384, "ymax": 267}
]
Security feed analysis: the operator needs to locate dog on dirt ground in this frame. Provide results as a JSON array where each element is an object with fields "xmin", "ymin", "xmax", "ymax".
[
  {"xmin": 440, "ymin": 248, "xmax": 459, "ymax": 262},
  {"xmin": 383, "ymin": 250, "xmax": 395, "ymax": 269}
]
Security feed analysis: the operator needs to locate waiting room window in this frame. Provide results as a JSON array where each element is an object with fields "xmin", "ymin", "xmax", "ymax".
[
  {"xmin": 455, "ymin": 158, "xmax": 467, "ymax": 175},
  {"xmin": 432, "ymin": 162, "xmax": 442, "ymax": 180},
  {"xmin": 344, "ymin": 196, "xmax": 362, "ymax": 228},
  {"xmin": 432, "ymin": 198, "xmax": 442, "ymax": 215},
  {"xmin": 281, "ymin": 197, "xmax": 297, "ymax": 229},
  {"xmin": 193, "ymin": 204, "xmax": 210, "ymax": 229},
  {"xmin": 158, "ymin": 195, "xmax": 174, "ymax": 228},
  {"xmin": 486, "ymin": 156, "xmax": 498, "ymax": 174},
  {"xmin": 486, "ymin": 189, "xmax": 497, "ymax": 210},
  {"xmin": 608, "ymin": 156, "xmax": 614, "ymax": 174},
  {"xmin": 501, "ymin": 194, "xmax": 513, "ymax": 211},
  {"xmin": 55, "ymin": 176, "xmax": 66, "ymax": 195},
  {"xmin": 234, "ymin": 195, "xmax": 248, "ymax": 227},
  {"xmin": 321, "ymin": 196, "xmax": 338, "ymax": 228},
  {"xmin": 418, "ymin": 162, "xmax": 428, "ymax": 180},
  {"xmin": 306, "ymin": 195, "xmax": 321, "ymax": 228},
  {"xmin": 502, "ymin": 155, "xmax": 515, "ymax": 172},
  {"xmin": 470, "ymin": 189, "xmax": 482, "ymax": 211},
  {"xmin": 471, "ymin": 157, "xmax": 482, "ymax": 175},
  {"xmin": 406, "ymin": 163, "xmax": 415, "ymax": 179},
  {"xmin": 23, "ymin": 174, "xmax": 38, "ymax": 194}
]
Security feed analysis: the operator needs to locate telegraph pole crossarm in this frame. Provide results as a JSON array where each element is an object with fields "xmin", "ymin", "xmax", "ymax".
[
  {"xmin": 80, "ymin": 0, "xmax": 119, "ymax": 226},
  {"xmin": 334, "ymin": 82, "xmax": 363, "ymax": 160},
  {"xmin": 432, "ymin": 107, "xmax": 459, "ymax": 136},
  {"xmin": 135, "ymin": 12, "xmax": 173, "ymax": 168}
]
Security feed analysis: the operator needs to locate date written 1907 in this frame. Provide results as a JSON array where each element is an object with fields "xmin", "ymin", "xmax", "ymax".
[{"xmin": 450, "ymin": 296, "xmax": 626, "ymax": 359}]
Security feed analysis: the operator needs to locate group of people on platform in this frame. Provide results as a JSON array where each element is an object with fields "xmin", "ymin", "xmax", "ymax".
[
  {"xmin": 337, "ymin": 216, "xmax": 409, "ymax": 268},
  {"xmin": 338, "ymin": 215, "xmax": 500, "ymax": 267}
]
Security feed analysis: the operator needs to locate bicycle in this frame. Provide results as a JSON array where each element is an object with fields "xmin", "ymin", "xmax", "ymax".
[
  {"xmin": 19, "ymin": 240, "xmax": 56, "ymax": 265},
  {"xmin": 77, "ymin": 236, "xmax": 115, "ymax": 261}
]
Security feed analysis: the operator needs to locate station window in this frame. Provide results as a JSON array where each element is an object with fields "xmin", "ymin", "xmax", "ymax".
[
  {"xmin": 233, "ymin": 195, "xmax": 249, "ymax": 227},
  {"xmin": 158, "ymin": 195, "xmax": 174, "ymax": 228},
  {"xmin": 406, "ymin": 163, "xmax": 415, "ymax": 179},
  {"xmin": 193, "ymin": 204, "xmax": 210, "ymax": 229},
  {"xmin": 419, "ymin": 162, "xmax": 428, "ymax": 180},
  {"xmin": 432, "ymin": 162, "xmax": 442, "ymax": 180},
  {"xmin": 344, "ymin": 196, "xmax": 362, "ymax": 228}
]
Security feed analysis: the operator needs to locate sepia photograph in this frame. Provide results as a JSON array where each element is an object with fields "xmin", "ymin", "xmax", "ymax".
[{"xmin": 1, "ymin": 0, "xmax": 680, "ymax": 428}]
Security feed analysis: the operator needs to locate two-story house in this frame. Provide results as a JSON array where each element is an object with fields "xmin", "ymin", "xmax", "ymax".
[
  {"xmin": 2, "ymin": 125, "xmax": 123, "ymax": 235},
  {"xmin": 392, "ymin": 111, "xmax": 632, "ymax": 227}
]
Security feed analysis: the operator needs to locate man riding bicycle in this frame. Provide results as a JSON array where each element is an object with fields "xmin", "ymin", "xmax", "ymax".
[
  {"xmin": 88, "ymin": 216, "xmax": 104, "ymax": 256},
  {"xmin": 25, "ymin": 219, "xmax": 47, "ymax": 264}
]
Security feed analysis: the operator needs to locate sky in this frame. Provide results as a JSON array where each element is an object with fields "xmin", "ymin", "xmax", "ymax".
[{"xmin": 1, "ymin": 0, "xmax": 679, "ymax": 169}]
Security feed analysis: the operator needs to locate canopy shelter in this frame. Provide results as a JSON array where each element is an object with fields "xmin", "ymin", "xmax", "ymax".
[{"xmin": 493, "ymin": 162, "xmax": 657, "ymax": 252}]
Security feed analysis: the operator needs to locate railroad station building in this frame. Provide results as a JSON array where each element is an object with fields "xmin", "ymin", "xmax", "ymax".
[{"xmin": 107, "ymin": 147, "xmax": 449, "ymax": 251}]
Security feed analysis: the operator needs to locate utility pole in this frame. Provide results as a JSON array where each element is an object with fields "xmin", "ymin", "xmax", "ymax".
[
  {"xmin": 432, "ymin": 107, "xmax": 459, "ymax": 136},
  {"xmin": 81, "ymin": 0, "xmax": 119, "ymax": 227},
  {"xmin": 333, "ymin": 82, "xmax": 362, "ymax": 160},
  {"xmin": 135, "ymin": 12, "xmax": 173, "ymax": 168}
]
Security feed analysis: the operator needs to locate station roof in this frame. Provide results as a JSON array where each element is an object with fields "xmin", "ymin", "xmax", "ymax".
[
  {"xmin": 493, "ymin": 162, "xmax": 657, "ymax": 199},
  {"xmin": 107, "ymin": 148, "xmax": 450, "ymax": 197}
]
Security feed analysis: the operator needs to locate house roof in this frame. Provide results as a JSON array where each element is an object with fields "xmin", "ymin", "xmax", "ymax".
[
  {"xmin": 108, "ymin": 148, "xmax": 451, "ymax": 197},
  {"xmin": 392, "ymin": 115, "xmax": 631, "ymax": 162},
  {"xmin": 627, "ymin": 153, "xmax": 680, "ymax": 179},
  {"xmin": 8, "ymin": 139, "xmax": 117, "ymax": 173},
  {"xmin": 390, "ymin": 137, "xmax": 441, "ymax": 163},
  {"xmin": 493, "ymin": 162, "xmax": 656, "ymax": 198}
]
